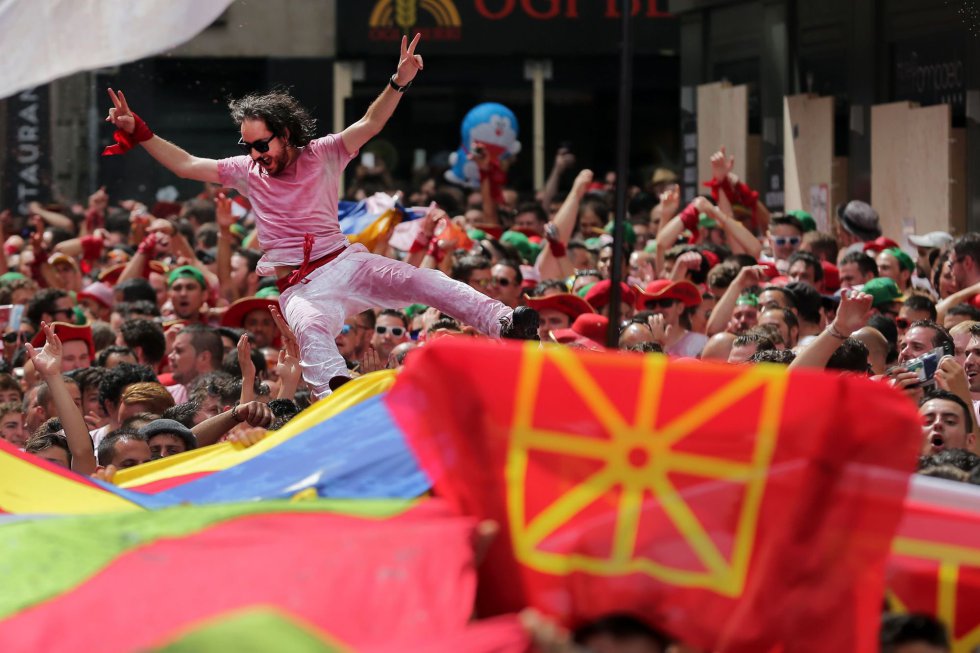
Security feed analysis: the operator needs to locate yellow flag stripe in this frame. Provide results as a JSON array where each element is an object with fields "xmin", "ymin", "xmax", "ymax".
[
  {"xmin": 663, "ymin": 452, "xmax": 754, "ymax": 481},
  {"xmin": 515, "ymin": 429, "xmax": 614, "ymax": 461},
  {"xmin": 658, "ymin": 367, "xmax": 777, "ymax": 448},
  {"xmin": 0, "ymin": 454, "xmax": 140, "ymax": 514},
  {"xmin": 545, "ymin": 347, "xmax": 632, "ymax": 435},
  {"xmin": 633, "ymin": 354, "xmax": 667, "ymax": 431},
  {"xmin": 612, "ymin": 483, "xmax": 644, "ymax": 563},
  {"xmin": 521, "ymin": 467, "xmax": 618, "ymax": 550},
  {"xmin": 648, "ymin": 472, "xmax": 728, "ymax": 577}
]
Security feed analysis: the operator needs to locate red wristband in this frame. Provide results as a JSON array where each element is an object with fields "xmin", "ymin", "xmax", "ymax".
[
  {"xmin": 102, "ymin": 111, "xmax": 154, "ymax": 156},
  {"xmin": 678, "ymin": 202, "xmax": 700, "ymax": 243},
  {"xmin": 80, "ymin": 235, "xmax": 104, "ymax": 260}
]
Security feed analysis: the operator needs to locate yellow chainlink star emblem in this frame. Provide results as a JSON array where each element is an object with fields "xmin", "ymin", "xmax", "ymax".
[
  {"xmin": 506, "ymin": 345, "xmax": 788, "ymax": 597},
  {"xmin": 889, "ymin": 537, "xmax": 980, "ymax": 652}
]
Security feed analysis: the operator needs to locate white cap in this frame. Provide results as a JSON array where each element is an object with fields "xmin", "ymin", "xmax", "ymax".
[{"xmin": 908, "ymin": 231, "xmax": 953, "ymax": 249}]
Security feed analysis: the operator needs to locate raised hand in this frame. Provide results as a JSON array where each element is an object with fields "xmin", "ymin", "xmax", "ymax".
[
  {"xmin": 571, "ymin": 169, "xmax": 594, "ymax": 200},
  {"xmin": 105, "ymin": 88, "xmax": 135, "ymax": 134},
  {"xmin": 395, "ymin": 33, "xmax": 424, "ymax": 86},
  {"xmin": 832, "ymin": 290, "xmax": 873, "ymax": 337},
  {"xmin": 710, "ymin": 146, "xmax": 735, "ymax": 182},
  {"xmin": 269, "ymin": 306, "xmax": 300, "ymax": 359},
  {"xmin": 659, "ymin": 184, "xmax": 680, "ymax": 219},
  {"xmin": 25, "ymin": 322, "xmax": 62, "ymax": 379},
  {"xmin": 215, "ymin": 193, "xmax": 235, "ymax": 230},
  {"xmin": 233, "ymin": 400, "xmax": 274, "ymax": 428}
]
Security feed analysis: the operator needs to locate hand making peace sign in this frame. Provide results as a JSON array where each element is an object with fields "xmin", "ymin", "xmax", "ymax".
[
  {"xmin": 394, "ymin": 33, "xmax": 424, "ymax": 87},
  {"xmin": 105, "ymin": 88, "xmax": 136, "ymax": 134}
]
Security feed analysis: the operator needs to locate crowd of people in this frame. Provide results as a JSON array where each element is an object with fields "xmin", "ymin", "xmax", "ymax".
[{"xmin": 0, "ymin": 36, "xmax": 966, "ymax": 652}]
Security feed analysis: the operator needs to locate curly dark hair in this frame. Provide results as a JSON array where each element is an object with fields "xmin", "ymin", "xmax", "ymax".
[{"xmin": 228, "ymin": 90, "xmax": 317, "ymax": 148}]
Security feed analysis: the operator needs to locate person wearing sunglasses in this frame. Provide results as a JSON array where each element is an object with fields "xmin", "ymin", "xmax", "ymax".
[
  {"xmin": 766, "ymin": 214, "xmax": 805, "ymax": 273},
  {"xmin": 370, "ymin": 309, "xmax": 410, "ymax": 364},
  {"xmin": 490, "ymin": 261, "xmax": 523, "ymax": 308},
  {"xmin": 103, "ymin": 34, "xmax": 538, "ymax": 399}
]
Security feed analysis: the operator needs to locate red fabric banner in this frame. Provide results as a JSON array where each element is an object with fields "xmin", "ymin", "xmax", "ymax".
[{"xmin": 386, "ymin": 339, "xmax": 921, "ymax": 653}]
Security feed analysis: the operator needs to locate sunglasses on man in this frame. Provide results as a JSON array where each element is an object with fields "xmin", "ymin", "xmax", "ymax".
[
  {"xmin": 492, "ymin": 277, "xmax": 514, "ymax": 288},
  {"xmin": 2, "ymin": 331, "xmax": 31, "ymax": 345},
  {"xmin": 375, "ymin": 325, "xmax": 405, "ymax": 337},
  {"xmin": 644, "ymin": 298, "xmax": 678, "ymax": 310},
  {"xmin": 238, "ymin": 134, "xmax": 276, "ymax": 155},
  {"xmin": 772, "ymin": 236, "xmax": 801, "ymax": 247}
]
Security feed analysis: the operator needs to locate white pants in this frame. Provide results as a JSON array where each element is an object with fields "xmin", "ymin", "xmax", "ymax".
[{"xmin": 280, "ymin": 243, "xmax": 512, "ymax": 399}]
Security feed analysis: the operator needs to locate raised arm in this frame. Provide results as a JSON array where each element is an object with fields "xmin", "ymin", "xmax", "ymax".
[
  {"xmin": 790, "ymin": 291, "xmax": 871, "ymax": 369},
  {"xmin": 340, "ymin": 34, "xmax": 423, "ymax": 155},
  {"xmin": 106, "ymin": 88, "xmax": 220, "ymax": 183},
  {"xmin": 706, "ymin": 265, "xmax": 766, "ymax": 336},
  {"xmin": 26, "ymin": 324, "xmax": 97, "ymax": 476}
]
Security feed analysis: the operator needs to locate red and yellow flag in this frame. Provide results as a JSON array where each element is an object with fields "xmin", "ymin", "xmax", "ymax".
[
  {"xmin": 887, "ymin": 478, "xmax": 980, "ymax": 652},
  {"xmin": 386, "ymin": 339, "xmax": 921, "ymax": 653}
]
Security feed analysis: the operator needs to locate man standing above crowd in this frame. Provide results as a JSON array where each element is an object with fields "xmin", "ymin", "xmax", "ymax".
[{"xmin": 104, "ymin": 34, "xmax": 536, "ymax": 399}]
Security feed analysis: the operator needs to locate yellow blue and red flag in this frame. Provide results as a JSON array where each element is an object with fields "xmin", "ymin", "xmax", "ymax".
[{"xmin": 0, "ymin": 498, "xmax": 530, "ymax": 652}]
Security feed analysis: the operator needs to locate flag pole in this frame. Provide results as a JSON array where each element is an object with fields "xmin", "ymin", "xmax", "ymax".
[{"xmin": 605, "ymin": 0, "xmax": 634, "ymax": 348}]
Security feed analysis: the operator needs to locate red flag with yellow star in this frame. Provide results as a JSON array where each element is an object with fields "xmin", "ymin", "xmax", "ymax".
[
  {"xmin": 385, "ymin": 339, "xmax": 921, "ymax": 653},
  {"xmin": 887, "ymin": 477, "xmax": 980, "ymax": 653}
]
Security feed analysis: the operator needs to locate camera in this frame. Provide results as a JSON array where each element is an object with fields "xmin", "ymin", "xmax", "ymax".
[{"xmin": 903, "ymin": 347, "xmax": 944, "ymax": 387}]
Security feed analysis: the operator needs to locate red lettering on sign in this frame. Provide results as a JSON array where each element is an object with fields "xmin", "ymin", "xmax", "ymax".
[
  {"xmin": 475, "ymin": 0, "xmax": 515, "ymax": 19},
  {"xmin": 521, "ymin": 0, "xmax": 560, "ymax": 19}
]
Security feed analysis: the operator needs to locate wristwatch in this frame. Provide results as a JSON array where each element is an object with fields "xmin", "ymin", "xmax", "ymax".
[{"xmin": 388, "ymin": 75, "xmax": 411, "ymax": 93}]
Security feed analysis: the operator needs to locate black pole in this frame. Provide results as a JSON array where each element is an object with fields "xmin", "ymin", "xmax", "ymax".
[{"xmin": 605, "ymin": 0, "xmax": 634, "ymax": 348}]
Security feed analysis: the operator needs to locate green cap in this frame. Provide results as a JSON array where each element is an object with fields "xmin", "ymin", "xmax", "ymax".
[
  {"xmin": 698, "ymin": 212, "xmax": 719, "ymax": 229},
  {"xmin": 603, "ymin": 221, "xmax": 636, "ymax": 247},
  {"xmin": 167, "ymin": 265, "xmax": 207, "ymax": 289},
  {"xmin": 255, "ymin": 286, "xmax": 280, "ymax": 299},
  {"xmin": 403, "ymin": 303, "xmax": 428, "ymax": 319},
  {"xmin": 862, "ymin": 277, "xmax": 905, "ymax": 308},
  {"xmin": 576, "ymin": 282, "xmax": 597, "ymax": 299},
  {"xmin": 885, "ymin": 247, "xmax": 916, "ymax": 272},
  {"xmin": 584, "ymin": 237, "xmax": 605, "ymax": 251},
  {"xmin": 467, "ymin": 229, "xmax": 487, "ymax": 242},
  {"xmin": 787, "ymin": 210, "xmax": 816, "ymax": 233},
  {"xmin": 500, "ymin": 230, "xmax": 540, "ymax": 264},
  {"xmin": 0, "ymin": 272, "xmax": 26, "ymax": 285},
  {"xmin": 736, "ymin": 293, "xmax": 759, "ymax": 307},
  {"xmin": 643, "ymin": 239, "xmax": 657, "ymax": 254}
]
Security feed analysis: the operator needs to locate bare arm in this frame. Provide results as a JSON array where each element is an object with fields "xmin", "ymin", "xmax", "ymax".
[
  {"xmin": 193, "ymin": 401, "xmax": 274, "ymax": 448},
  {"xmin": 106, "ymin": 88, "xmax": 220, "ymax": 183},
  {"xmin": 215, "ymin": 195, "xmax": 236, "ymax": 301},
  {"xmin": 537, "ymin": 169, "xmax": 592, "ymax": 280},
  {"xmin": 708, "ymin": 203, "xmax": 762, "ymax": 259},
  {"xmin": 706, "ymin": 265, "xmax": 766, "ymax": 336},
  {"xmin": 340, "ymin": 34, "xmax": 423, "ymax": 155},
  {"xmin": 26, "ymin": 325, "xmax": 96, "ymax": 476},
  {"xmin": 937, "ymin": 280, "xmax": 980, "ymax": 324},
  {"xmin": 790, "ymin": 291, "xmax": 871, "ymax": 369},
  {"xmin": 28, "ymin": 202, "xmax": 75, "ymax": 233},
  {"xmin": 536, "ymin": 147, "xmax": 575, "ymax": 209}
]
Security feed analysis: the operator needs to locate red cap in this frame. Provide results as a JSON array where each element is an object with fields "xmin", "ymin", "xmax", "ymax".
[
  {"xmin": 220, "ymin": 296, "xmax": 280, "ymax": 328},
  {"xmin": 550, "ymin": 314, "xmax": 609, "ymax": 351},
  {"xmin": 525, "ymin": 293, "xmax": 595, "ymax": 320},
  {"xmin": 31, "ymin": 322, "xmax": 94, "ymax": 358},
  {"xmin": 757, "ymin": 261, "xmax": 780, "ymax": 279},
  {"xmin": 584, "ymin": 280, "xmax": 636, "ymax": 310},
  {"xmin": 821, "ymin": 261, "xmax": 841, "ymax": 292},
  {"xmin": 634, "ymin": 280, "xmax": 702, "ymax": 310},
  {"xmin": 863, "ymin": 236, "xmax": 900, "ymax": 253}
]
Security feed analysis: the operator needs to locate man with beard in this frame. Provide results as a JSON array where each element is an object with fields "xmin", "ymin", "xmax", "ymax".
[{"xmin": 104, "ymin": 35, "xmax": 536, "ymax": 400}]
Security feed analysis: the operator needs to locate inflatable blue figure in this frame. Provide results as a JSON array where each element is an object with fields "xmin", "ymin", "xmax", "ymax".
[{"xmin": 445, "ymin": 102, "xmax": 521, "ymax": 189}]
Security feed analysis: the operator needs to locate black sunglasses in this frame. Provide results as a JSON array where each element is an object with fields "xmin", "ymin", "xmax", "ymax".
[
  {"xmin": 238, "ymin": 134, "xmax": 276, "ymax": 155},
  {"xmin": 3, "ymin": 332, "xmax": 31, "ymax": 344},
  {"xmin": 645, "ymin": 299, "xmax": 677, "ymax": 309},
  {"xmin": 493, "ymin": 277, "xmax": 514, "ymax": 288}
]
